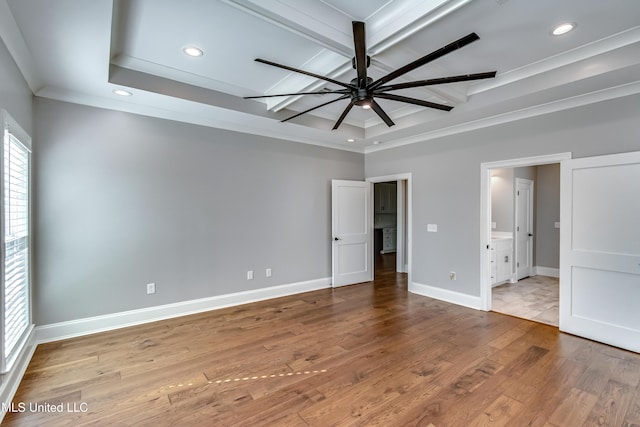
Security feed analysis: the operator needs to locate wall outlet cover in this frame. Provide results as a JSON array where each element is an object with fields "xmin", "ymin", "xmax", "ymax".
[{"xmin": 427, "ymin": 224, "xmax": 438, "ymax": 232}]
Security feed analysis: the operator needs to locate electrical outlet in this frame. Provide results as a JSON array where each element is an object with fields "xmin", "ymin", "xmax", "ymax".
[
  {"xmin": 247, "ymin": 270, "xmax": 253, "ymax": 280},
  {"xmin": 146, "ymin": 283, "xmax": 156, "ymax": 294},
  {"xmin": 266, "ymin": 268, "xmax": 272, "ymax": 278},
  {"xmin": 449, "ymin": 272, "xmax": 456, "ymax": 281}
]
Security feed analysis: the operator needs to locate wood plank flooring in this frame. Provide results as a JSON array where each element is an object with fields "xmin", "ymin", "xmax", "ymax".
[
  {"xmin": 4, "ymin": 258, "xmax": 640, "ymax": 426},
  {"xmin": 492, "ymin": 276, "xmax": 559, "ymax": 326}
]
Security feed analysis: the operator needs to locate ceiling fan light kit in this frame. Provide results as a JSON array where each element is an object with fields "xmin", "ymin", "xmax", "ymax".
[{"xmin": 245, "ymin": 21, "xmax": 497, "ymax": 130}]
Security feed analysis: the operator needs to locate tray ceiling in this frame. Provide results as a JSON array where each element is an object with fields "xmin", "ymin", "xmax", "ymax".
[{"xmin": 2, "ymin": 0, "xmax": 640, "ymax": 152}]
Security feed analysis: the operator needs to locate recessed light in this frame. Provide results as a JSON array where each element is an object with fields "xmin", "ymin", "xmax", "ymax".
[
  {"xmin": 347, "ymin": 138, "xmax": 355, "ymax": 143},
  {"xmin": 113, "ymin": 89, "xmax": 132, "ymax": 96},
  {"xmin": 551, "ymin": 22, "xmax": 575, "ymax": 36},
  {"xmin": 183, "ymin": 46, "xmax": 204, "ymax": 57}
]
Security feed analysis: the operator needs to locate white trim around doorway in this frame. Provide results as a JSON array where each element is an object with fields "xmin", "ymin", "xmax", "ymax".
[
  {"xmin": 366, "ymin": 173, "xmax": 412, "ymax": 286},
  {"xmin": 480, "ymin": 153, "xmax": 571, "ymax": 311}
]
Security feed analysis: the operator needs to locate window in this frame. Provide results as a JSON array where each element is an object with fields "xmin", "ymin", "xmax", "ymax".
[{"xmin": 1, "ymin": 110, "xmax": 32, "ymax": 374}]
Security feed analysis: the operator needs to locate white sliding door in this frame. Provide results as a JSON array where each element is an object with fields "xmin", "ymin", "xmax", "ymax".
[{"xmin": 560, "ymin": 151, "xmax": 640, "ymax": 352}]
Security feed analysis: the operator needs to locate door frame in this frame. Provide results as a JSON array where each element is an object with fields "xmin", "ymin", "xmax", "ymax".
[
  {"xmin": 515, "ymin": 177, "xmax": 534, "ymax": 280},
  {"xmin": 480, "ymin": 153, "xmax": 571, "ymax": 311},
  {"xmin": 367, "ymin": 173, "xmax": 412, "ymax": 284},
  {"xmin": 331, "ymin": 180, "xmax": 373, "ymax": 287}
]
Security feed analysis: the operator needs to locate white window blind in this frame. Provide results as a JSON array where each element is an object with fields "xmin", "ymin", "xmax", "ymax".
[{"xmin": 1, "ymin": 110, "xmax": 31, "ymax": 374}]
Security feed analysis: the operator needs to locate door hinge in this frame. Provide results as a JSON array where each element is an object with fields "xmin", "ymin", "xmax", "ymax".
[
  {"xmin": 517, "ymin": 262, "xmax": 520, "ymax": 267},
  {"xmin": 517, "ymin": 190, "xmax": 520, "ymax": 195}
]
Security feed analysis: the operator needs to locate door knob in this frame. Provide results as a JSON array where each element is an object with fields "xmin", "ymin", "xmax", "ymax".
[{"xmin": 334, "ymin": 237, "xmax": 342, "ymax": 241}]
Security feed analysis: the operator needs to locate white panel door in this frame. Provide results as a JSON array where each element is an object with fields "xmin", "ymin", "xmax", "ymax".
[
  {"xmin": 515, "ymin": 178, "xmax": 534, "ymax": 280},
  {"xmin": 560, "ymin": 151, "xmax": 640, "ymax": 353},
  {"xmin": 332, "ymin": 180, "xmax": 372, "ymax": 287}
]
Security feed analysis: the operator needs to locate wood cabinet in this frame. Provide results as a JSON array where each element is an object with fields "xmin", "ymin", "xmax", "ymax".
[
  {"xmin": 375, "ymin": 183, "xmax": 397, "ymax": 213},
  {"xmin": 491, "ymin": 238, "xmax": 513, "ymax": 286}
]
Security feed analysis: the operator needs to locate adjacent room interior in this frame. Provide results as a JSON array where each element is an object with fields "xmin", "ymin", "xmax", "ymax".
[
  {"xmin": 490, "ymin": 164, "xmax": 561, "ymax": 326},
  {"xmin": 1, "ymin": 0, "xmax": 640, "ymax": 425}
]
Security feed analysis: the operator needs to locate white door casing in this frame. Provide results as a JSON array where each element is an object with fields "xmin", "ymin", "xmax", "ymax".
[
  {"xmin": 396, "ymin": 180, "xmax": 406, "ymax": 273},
  {"xmin": 331, "ymin": 180, "xmax": 372, "ymax": 287},
  {"xmin": 480, "ymin": 153, "xmax": 571, "ymax": 311},
  {"xmin": 515, "ymin": 178, "xmax": 534, "ymax": 280},
  {"xmin": 367, "ymin": 173, "xmax": 412, "ymax": 285},
  {"xmin": 560, "ymin": 151, "xmax": 640, "ymax": 353}
]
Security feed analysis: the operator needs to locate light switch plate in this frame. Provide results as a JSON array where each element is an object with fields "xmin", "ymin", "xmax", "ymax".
[
  {"xmin": 427, "ymin": 224, "xmax": 438, "ymax": 232},
  {"xmin": 554, "ymin": 222, "xmax": 561, "ymax": 229}
]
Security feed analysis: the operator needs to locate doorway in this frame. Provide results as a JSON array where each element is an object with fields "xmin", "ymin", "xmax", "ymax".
[
  {"xmin": 480, "ymin": 153, "xmax": 570, "ymax": 325},
  {"xmin": 367, "ymin": 174, "xmax": 411, "ymax": 284}
]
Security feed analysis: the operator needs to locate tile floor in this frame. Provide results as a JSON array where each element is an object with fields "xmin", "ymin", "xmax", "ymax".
[{"xmin": 491, "ymin": 275, "xmax": 559, "ymax": 326}]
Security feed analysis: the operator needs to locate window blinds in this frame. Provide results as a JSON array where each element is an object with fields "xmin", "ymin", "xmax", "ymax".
[{"xmin": 1, "ymin": 114, "xmax": 31, "ymax": 373}]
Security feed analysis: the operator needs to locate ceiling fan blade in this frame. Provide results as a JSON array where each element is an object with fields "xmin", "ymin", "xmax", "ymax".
[
  {"xmin": 255, "ymin": 58, "xmax": 354, "ymax": 89},
  {"xmin": 375, "ymin": 93, "xmax": 452, "ymax": 111},
  {"xmin": 244, "ymin": 89, "xmax": 350, "ymax": 99},
  {"xmin": 370, "ymin": 99, "xmax": 395, "ymax": 127},
  {"xmin": 374, "ymin": 71, "xmax": 497, "ymax": 92},
  {"xmin": 352, "ymin": 21, "xmax": 367, "ymax": 88},
  {"xmin": 369, "ymin": 33, "xmax": 480, "ymax": 90},
  {"xmin": 281, "ymin": 94, "xmax": 350, "ymax": 123},
  {"xmin": 332, "ymin": 101, "xmax": 355, "ymax": 130}
]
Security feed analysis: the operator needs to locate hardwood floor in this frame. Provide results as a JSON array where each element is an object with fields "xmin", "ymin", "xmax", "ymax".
[
  {"xmin": 492, "ymin": 276, "xmax": 559, "ymax": 327},
  {"xmin": 4, "ymin": 261, "xmax": 640, "ymax": 426}
]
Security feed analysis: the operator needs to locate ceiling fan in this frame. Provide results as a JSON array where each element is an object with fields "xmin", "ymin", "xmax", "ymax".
[{"xmin": 245, "ymin": 21, "xmax": 497, "ymax": 130}]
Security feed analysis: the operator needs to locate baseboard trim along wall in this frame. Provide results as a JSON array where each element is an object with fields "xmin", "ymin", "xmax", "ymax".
[
  {"xmin": 35, "ymin": 277, "xmax": 331, "ymax": 344},
  {"xmin": 533, "ymin": 266, "xmax": 560, "ymax": 278},
  {"xmin": 410, "ymin": 282, "xmax": 483, "ymax": 310}
]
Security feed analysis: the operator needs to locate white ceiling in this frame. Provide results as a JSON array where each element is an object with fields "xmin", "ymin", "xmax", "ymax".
[{"xmin": 2, "ymin": 0, "xmax": 640, "ymax": 152}]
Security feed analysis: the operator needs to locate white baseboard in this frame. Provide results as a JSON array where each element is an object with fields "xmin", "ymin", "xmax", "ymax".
[
  {"xmin": 409, "ymin": 281, "xmax": 482, "ymax": 310},
  {"xmin": 35, "ymin": 277, "xmax": 331, "ymax": 344},
  {"xmin": 534, "ymin": 266, "xmax": 560, "ymax": 278},
  {"xmin": 1, "ymin": 328, "xmax": 37, "ymax": 423}
]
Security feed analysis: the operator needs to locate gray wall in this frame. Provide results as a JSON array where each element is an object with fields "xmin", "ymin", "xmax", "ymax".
[
  {"xmin": 33, "ymin": 98, "xmax": 363, "ymax": 325},
  {"xmin": 365, "ymin": 94, "xmax": 640, "ymax": 297},
  {"xmin": 535, "ymin": 163, "xmax": 560, "ymax": 269},
  {"xmin": 490, "ymin": 168, "xmax": 513, "ymax": 232},
  {"xmin": 0, "ymin": 37, "xmax": 32, "ymax": 139}
]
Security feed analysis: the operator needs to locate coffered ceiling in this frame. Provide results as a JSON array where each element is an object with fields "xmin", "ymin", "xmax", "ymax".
[{"xmin": 1, "ymin": 0, "xmax": 639, "ymax": 152}]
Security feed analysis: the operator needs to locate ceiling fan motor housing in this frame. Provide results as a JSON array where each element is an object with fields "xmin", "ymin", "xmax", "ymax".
[{"xmin": 350, "ymin": 77, "xmax": 374, "ymax": 105}]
